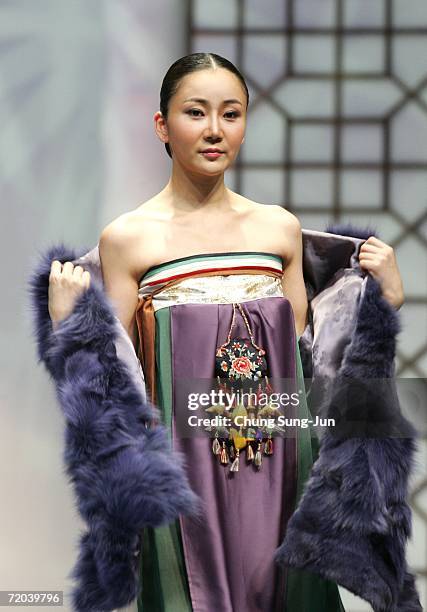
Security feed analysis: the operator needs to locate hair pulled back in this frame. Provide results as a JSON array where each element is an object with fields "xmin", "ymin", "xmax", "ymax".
[{"xmin": 159, "ymin": 52, "xmax": 249, "ymax": 158}]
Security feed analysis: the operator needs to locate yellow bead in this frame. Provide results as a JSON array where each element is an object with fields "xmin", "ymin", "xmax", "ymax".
[{"xmin": 232, "ymin": 433, "xmax": 247, "ymax": 450}]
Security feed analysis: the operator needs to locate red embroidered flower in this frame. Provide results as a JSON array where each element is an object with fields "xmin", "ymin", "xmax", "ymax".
[
  {"xmin": 221, "ymin": 361, "xmax": 228, "ymax": 371},
  {"xmin": 231, "ymin": 356, "xmax": 252, "ymax": 374}
]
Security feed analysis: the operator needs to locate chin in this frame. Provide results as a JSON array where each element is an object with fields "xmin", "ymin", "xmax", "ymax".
[
  {"xmin": 198, "ymin": 166, "xmax": 228, "ymax": 177},
  {"xmin": 175, "ymin": 152, "xmax": 231, "ymax": 176},
  {"xmin": 199, "ymin": 157, "xmax": 231, "ymax": 171}
]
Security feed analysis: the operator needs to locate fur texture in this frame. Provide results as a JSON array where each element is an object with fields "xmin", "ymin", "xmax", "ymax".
[
  {"xmin": 275, "ymin": 223, "xmax": 422, "ymax": 611},
  {"xmin": 28, "ymin": 244, "xmax": 203, "ymax": 611}
]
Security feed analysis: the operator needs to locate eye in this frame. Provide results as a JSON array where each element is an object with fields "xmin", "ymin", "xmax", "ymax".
[
  {"xmin": 225, "ymin": 111, "xmax": 240, "ymax": 119},
  {"xmin": 186, "ymin": 108, "xmax": 204, "ymax": 117}
]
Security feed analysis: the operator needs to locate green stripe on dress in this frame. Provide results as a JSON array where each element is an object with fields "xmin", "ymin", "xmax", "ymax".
[
  {"xmin": 143, "ymin": 251, "xmax": 283, "ymax": 280},
  {"xmin": 138, "ymin": 308, "xmax": 192, "ymax": 612}
]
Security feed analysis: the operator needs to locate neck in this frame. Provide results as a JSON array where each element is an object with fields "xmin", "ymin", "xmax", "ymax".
[{"xmin": 161, "ymin": 158, "xmax": 232, "ymax": 212}]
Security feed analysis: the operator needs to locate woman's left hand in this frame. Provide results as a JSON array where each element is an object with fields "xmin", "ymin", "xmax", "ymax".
[{"xmin": 358, "ymin": 236, "xmax": 404, "ymax": 310}]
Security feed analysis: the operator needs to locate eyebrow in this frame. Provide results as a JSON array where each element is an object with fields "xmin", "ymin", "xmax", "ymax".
[{"xmin": 183, "ymin": 97, "xmax": 243, "ymax": 106}]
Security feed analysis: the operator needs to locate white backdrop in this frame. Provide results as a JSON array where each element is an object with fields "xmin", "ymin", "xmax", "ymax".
[{"xmin": 1, "ymin": 1, "xmax": 186, "ymax": 610}]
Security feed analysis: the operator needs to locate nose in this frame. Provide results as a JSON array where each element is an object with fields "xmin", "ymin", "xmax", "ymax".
[{"xmin": 204, "ymin": 113, "xmax": 223, "ymax": 143}]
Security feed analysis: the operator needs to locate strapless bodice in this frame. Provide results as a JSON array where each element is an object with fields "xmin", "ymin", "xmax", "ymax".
[{"xmin": 137, "ymin": 251, "xmax": 285, "ymax": 310}]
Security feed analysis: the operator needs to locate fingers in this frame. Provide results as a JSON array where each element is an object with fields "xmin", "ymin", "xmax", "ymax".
[
  {"xmin": 360, "ymin": 243, "xmax": 379, "ymax": 253},
  {"xmin": 363, "ymin": 236, "xmax": 384, "ymax": 246},
  {"xmin": 49, "ymin": 260, "xmax": 91, "ymax": 283},
  {"xmin": 82, "ymin": 270, "xmax": 91, "ymax": 289},
  {"xmin": 360, "ymin": 241, "xmax": 394, "ymax": 257},
  {"xmin": 50, "ymin": 260, "xmax": 62, "ymax": 277},
  {"xmin": 359, "ymin": 252, "xmax": 378, "ymax": 260},
  {"xmin": 48, "ymin": 260, "xmax": 91, "ymax": 325},
  {"xmin": 73, "ymin": 265, "xmax": 84, "ymax": 277},
  {"xmin": 62, "ymin": 261, "xmax": 75, "ymax": 277}
]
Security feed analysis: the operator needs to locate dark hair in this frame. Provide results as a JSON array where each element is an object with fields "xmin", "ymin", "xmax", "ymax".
[{"xmin": 159, "ymin": 52, "xmax": 249, "ymax": 158}]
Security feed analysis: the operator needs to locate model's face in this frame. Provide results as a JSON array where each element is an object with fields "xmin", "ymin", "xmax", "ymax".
[{"xmin": 156, "ymin": 68, "xmax": 247, "ymax": 175}]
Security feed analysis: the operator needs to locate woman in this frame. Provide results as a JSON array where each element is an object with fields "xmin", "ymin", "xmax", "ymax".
[{"xmin": 48, "ymin": 53, "xmax": 406, "ymax": 611}]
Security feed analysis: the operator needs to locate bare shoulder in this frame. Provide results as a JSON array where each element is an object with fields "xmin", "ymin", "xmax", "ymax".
[
  {"xmin": 240, "ymin": 198, "xmax": 302, "ymax": 240},
  {"xmin": 261, "ymin": 204, "xmax": 301, "ymax": 233},
  {"xmin": 100, "ymin": 211, "xmax": 135, "ymax": 243},
  {"xmin": 100, "ymin": 198, "xmax": 165, "ymax": 241},
  {"xmin": 99, "ymin": 211, "xmax": 139, "ymax": 260},
  {"xmin": 233, "ymin": 193, "xmax": 301, "ymax": 230},
  {"xmin": 99, "ymin": 198, "xmax": 168, "ymax": 279}
]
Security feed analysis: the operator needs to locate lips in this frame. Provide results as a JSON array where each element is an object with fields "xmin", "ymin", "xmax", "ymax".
[{"xmin": 200, "ymin": 149, "xmax": 224, "ymax": 159}]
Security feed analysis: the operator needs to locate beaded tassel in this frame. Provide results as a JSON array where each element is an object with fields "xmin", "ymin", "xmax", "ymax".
[
  {"xmin": 220, "ymin": 441, "xmax": 229, "ymax": 464},
  {"xmin": 212, "ymin": 435, "xmax": 221, "ymax": 455},
  {"xmin": 230, "ymin": 449, "xmax": 240, "ymax": 472},
  {"xmin": 264, "ymin": 434, "xmax": 274, "ymax": 455},
  {"xmin": 229, "ymin": 443, "xmax": 235, "ymax": 460},
  {"xmin": 265, "ymin": 376, "xmax": 273, "ymax": 394},
  {"xmin": 254, "ymin": 442, "xmax": 263, "ymax": 468},
  {"xmin": 246, "ymin": 441, "xmax": 254, "ymax": 461}
]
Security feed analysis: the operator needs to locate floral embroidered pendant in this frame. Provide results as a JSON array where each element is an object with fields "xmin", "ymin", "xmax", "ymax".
[
  {"xmin": 215, "ymin": 338, "xmax": 267, "ymax": 385},
  {"xmin": 206, "ymin": 302, "xmax": 281, "ymax": 474}
]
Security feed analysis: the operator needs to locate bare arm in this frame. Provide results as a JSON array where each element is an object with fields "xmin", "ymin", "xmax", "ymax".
[
  {"xmin": 280, "ymin": 215, "xmax": 309, "ymax": 338},
  {"xmin": 98, "ymin": 223, "xmax": 140, "ymax": 351}
]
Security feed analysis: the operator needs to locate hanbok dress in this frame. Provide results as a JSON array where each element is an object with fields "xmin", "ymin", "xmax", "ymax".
[{"xmin": 133, "ymin": 251, "xmax": 345, "ymax": 612}]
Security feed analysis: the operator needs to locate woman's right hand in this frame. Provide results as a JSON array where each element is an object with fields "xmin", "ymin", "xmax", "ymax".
[{"xmin": 48, "ymin": 261, "xmax": 91, "ymax": 329}]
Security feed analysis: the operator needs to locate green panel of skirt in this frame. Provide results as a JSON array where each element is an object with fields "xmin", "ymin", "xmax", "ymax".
[{"xmin": 137, "ymin": 309, "xmax": 345, "ymax": 612}]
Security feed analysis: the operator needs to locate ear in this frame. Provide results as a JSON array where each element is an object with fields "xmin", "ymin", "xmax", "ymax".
[{"xmin": 154, "ymin": 111, "xmax": 169, "ymax": 144}]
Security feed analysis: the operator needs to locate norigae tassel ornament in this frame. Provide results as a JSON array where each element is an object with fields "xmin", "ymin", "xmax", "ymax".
[
  {"xmin": 220, "ymin": 441, "xmax": 229, "ymax": 465},
  {"xmin": 230, "ymin": 449, "xmax": 240, "ymax": 472},
  {"xmin": 229, "ymin": 443, "xmax": 235, "ymax": 460},
  {"xmin": 246, "ymin": 441, "xmax": 254, "ymax": 461},
  {"xmin": 212, "ymin": 434, "xmax": 221, "ymax": 455},
  {"xmin": 264, "ymin": 433, "xmax": 274, "ymax": 455},
  {"xmin": 246, "ymin": 442, "xmax": 254, "ymax": 461},
  {"xmin": 254, "ymin": 442, "xmax": 263, "ymax": 468},
  {"xmin": 209, "ymin": 302, "xmax": 279, "ymax": 475}
]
